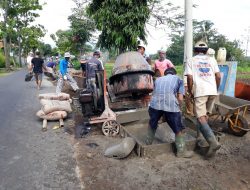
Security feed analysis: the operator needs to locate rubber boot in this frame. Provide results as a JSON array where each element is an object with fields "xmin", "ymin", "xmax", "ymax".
[
  {"xmin": 144, "ymin": 126, "xmax": 156, "ymax": 145},
  {"xmin": 175, "ymin": 135, "xmax": 193, "ymax": 158},
  {"xmin": 199, "ymin": 122, "xmax": 221, "ymax": 158},
  {"xmin": 196, "ymin": 122, "xmax": 207, "ymax": 147}
]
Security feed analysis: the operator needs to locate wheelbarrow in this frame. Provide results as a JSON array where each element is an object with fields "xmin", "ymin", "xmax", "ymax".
[{"xmin": 212, "ymin": 94, "xmax": 250, "ymax": 136}]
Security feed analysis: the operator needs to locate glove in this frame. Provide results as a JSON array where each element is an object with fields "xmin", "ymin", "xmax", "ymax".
[{"xmin": 63, "ymin": 75, "xmax": 67, "ymax": 80}]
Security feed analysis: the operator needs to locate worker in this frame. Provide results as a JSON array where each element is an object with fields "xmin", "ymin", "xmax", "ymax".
[
  {"xmin": 27, "ymin": 51, "xmax": 34, "ymax": 72},
  {"xmin": 146, "ymin": 67, "xmax": 193, "ymax": 158},
  {"xmin": 137, "ymin": 42, "xmax": 151, "ymax": 65},
  {"xmin": 56, "ymin": 52, "xmax": 79, "ymax": 94},
  {"xmin": 46, "ymin": 57, "xmax": 57, "ymax": 73},
  {"xmin": 31, "ymin": 51, "xmax": 47, "ymax": 90},
  {"xmin": 154, "ymin": 50, "xmax": 174, "ymax": 77},
  {"xmin": 184, "ymin": 41, "xmax": 221, "ymax": 158},
  {"xmin": 85, "ymin": 51, "xmax": 104, "ymax": 108}
]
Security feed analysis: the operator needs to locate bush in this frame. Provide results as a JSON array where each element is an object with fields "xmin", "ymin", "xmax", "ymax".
[
  {"xmin": 72, "ymin": 59, "xmax": 81, "ymax": 70},
  {"xmin": 0, "ymin": 52, "xmax": 5, "ymax": 68}
]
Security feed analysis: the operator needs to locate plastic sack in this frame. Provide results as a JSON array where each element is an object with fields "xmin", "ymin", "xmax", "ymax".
[
  {"xmin": 40, "ymin": 99, "xmax": 72, "ymax": 114},
  {"xmin": 39, "ymin": 93, "xmax": 70, "ymax": 101},
  {"xmin": 25, "ymin": 72, "xmax": 33, "ymax": 82},
  {"xmin": 36, "ymin": 110, "xmax": 67, "ymax": 120}
]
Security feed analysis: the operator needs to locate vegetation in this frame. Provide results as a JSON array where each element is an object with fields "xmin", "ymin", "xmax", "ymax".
[
  {"xmin": 0, "ymin": 0, "xmax": 45, "ymax": 68},
  {"xmin": 87, "ymin": 0, "xmax": 150, "ymax": 53},
  {"xmin": 167, "ymin": 20, "xmax": 246, "ymax": 65}
]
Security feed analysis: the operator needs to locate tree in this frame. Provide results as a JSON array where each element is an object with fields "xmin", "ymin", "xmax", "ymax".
[
  {"xmin": 87, "ymin": 0, "xmax": 150, "ymax": 53},
  {"xmin": 39, "ymin": 43, "xmax": 52, "ymax": 57},
  {"xmin": 0, "ymin": 0, "xmax": 11, "ymax": 69},
  {"xmin": 21, "ymin": 25, "xmax": 46, "ymax": 55},
  {"xmin": 0, "ymin": 0, "xmax": 44, "ymax": 68},
  {"xmin": 50, "ymin": 30, "xmax": 74, "ymax": 55},
  {"xmin": 167, "ymin": 20, "xmax": 245, "ymax": 64},
  {"xmin": 193, "ymin": 20, "xmax": 218, "ymax": 43},
  {"xmin": 167, "ymin": 34, "xmax": 184, "ymax": 65},
  {"xmin": 69, "ymin": 0, "xmax": 95, "ymax": 55}
]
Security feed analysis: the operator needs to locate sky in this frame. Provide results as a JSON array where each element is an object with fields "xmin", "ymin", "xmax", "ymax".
[{"xmin": 35, "ymin": 0, "xmax": 250, "ymax": 55}]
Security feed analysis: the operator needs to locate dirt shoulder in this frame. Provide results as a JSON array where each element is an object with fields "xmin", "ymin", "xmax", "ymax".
[{"xmin": 72, "ymin": 115, "xmax": 250, "ymax": 190}]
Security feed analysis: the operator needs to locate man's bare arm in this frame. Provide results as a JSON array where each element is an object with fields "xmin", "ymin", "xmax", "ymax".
[
  {"xmin": 215, "ymin": 72, "xmax": 221, "ymax": 90},
  {"xmin": 187, "ymin": 74, "xmax": 193, "ymax": 96},
  {"xmin": 177, "ymin": 93, "xmax": 183, "ymax": 109}
]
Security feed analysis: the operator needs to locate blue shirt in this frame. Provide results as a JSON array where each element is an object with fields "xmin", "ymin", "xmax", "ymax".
[
  {"xmin": 59, "ymin": 59, "xmax": 68, "ymax": 76},
  {"xmin": 149, "ymin": 74, "xmax": 184, "ymax": 112},
  {"xmin": 47, "ymin": 61, "xmax": 56, "ymax": 68}
]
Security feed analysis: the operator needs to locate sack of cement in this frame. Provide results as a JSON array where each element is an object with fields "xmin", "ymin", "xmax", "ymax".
[
  {"xmin": 39, "ymin": 93, "xmax": 70, "ymax": 101},
  {"xmin": 40, "ymin": 99, "xmax": 72, "ymax": 114},
  {"xmin": 68, "ymin": 68, "xmax": 82, "ymax": 76},
  {"xmin": 36, "ymin": 110, "xmax": 67, "ymax": 120},
  {"xmin": 155, "ymin": 123, "xmax": 175, "ymax": 143},
  {"xmin": 104, "ymin": 137, "xmax": 136, "ymax": 159}
]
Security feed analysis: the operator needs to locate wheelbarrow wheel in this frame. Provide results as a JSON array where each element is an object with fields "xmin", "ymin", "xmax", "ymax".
[
  {"xmin": 102, "ymin": 120, "xmax": 120, "ymax": 137},
  {"xmin": 228, "ymin": 115, "xmax": 248, "ymax": 137}
]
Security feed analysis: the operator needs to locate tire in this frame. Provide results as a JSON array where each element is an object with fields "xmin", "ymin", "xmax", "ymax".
[{"xmin": 228, "ymin": 115, "xmax": 248, "ymax": 137}]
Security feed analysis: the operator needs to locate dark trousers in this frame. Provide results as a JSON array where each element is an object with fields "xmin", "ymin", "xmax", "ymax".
[{"xmin": 148, "ymin": 107, "xmax": 184, "ymax": 134}]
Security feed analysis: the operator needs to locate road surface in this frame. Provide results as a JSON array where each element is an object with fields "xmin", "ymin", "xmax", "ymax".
[{"xmin": 0, "ymin": 69, "xmax": 81, "ymax": 190}]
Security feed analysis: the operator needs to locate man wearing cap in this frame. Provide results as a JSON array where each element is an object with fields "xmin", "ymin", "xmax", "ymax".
[
  {"xmin": 154, "ymin": 50, "xmax": 174, "ymax": 77},
  {"xmin": 184, "ymin": 41, "xmax": 221, "ymax": 158},
  {"xmin": 85, "ymin": 51, "xmax": 104, "ymax": 108},
  {"xmin": 56, "ymin": 52, "xmax": 79, "ymax": 94},
  {"xmin": 146, "ymin": 67, "xmax": 193, "ymax": 158},
  {"xmin": 137, "ymin": 43, "xmax": 151, "ymax": 65}
]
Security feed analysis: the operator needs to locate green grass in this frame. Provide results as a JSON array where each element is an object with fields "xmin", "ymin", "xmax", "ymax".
[
  {"xmin": 0, "ymin": 69, "xmax": 12, "ymax": 77},
  {"xmin": 237, "ymin": 66, "xmax": 250, "ymax": 73},
  {"xmin": 104, "ymin": 62, "xmax": 250, "ymax": 81}
]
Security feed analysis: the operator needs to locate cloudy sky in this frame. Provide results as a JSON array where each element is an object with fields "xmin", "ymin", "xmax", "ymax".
[{"xmin": 36, "ymin": 0, "xmax": 250, "ymax": 54}]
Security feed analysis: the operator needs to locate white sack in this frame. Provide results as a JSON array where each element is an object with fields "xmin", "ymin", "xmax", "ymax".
[
  {"xmin": 36, "ymin": 110, "xmax": 67, "ymax": 120},
  {"xmin": 39, "ymin": 93, "xmax": 70, "ymax": 101},
  {"xmin": 40, "ymin": 99, "xmax": 72, "ymax": 114}
]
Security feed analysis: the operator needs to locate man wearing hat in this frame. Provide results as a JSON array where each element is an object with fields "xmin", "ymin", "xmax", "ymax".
[
  {"xmin": 154, "ymin": 50, "xmax": 174, "ymax": 77},
  {"xmin": 137, "ymin": 42, "xmax": 151, "ymax": 65},
  {"xmin": 27, "ymin": 51, "xmax": 34, "ymax": 71},
  {"xmin": 184, "ymin": 41, "xmax": 221, "ymax": 158},
  {"xmin": 85, "ymin": 51, "xmax": 103, "ymax": 102},
  {"xmin": 145, "ymin": 67, "xmax": 193, "ymax": 158},
  {"xmin": 56, "ymin": 52, "xmax": 79, "ymax": 94}
]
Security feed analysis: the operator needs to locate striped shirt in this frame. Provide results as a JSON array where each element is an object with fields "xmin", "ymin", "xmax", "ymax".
[{"xmin": 149, "ymin": 74, "xmax": 184, "ymax": 112}]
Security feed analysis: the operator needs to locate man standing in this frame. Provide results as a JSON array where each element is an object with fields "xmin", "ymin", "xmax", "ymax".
[
  {"xmin": 31, "ymin": 51, "xmax": 47, "ymax": 90},
  {"xmin": 85, "ymin": 51, "xmax": 104, "ymax": 108},
  {"xmin": 185, "ymin": 41, "xmax": 221, "ymax": 158},
  {"xmin": 137, "ymin": 43, "xmax": 151, "ymax": 65},
  {"xmin": 56, "ymin": 52, "xmax": 79, "ymax": 94},
  {"xmin": 27, "ymin": 51, "xmax": 34, "ymax": 71},
  {"xmin": 146, "ymin": 68, "xmax": 193, "ymax": 158},
  {"xmin": 154, "ymin": 50, "xmax": 174, "ymax": 77}
]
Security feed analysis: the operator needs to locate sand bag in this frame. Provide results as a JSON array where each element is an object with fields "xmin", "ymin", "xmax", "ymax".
[
  {"xmin": 39, "ymin": 93, "xmax": 70, "ymax": 101},
  {"xmin": 40, "ymin": 99, "xmax": 72, "ymax": 114},
  {"xmin": 36, "ymin": 110, "xmax": 67, "ymax": 120}
]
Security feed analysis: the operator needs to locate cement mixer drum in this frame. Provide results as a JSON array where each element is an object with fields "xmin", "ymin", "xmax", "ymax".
[{"xmin": 109, "ymin": 51, "xmax": 154, "ymax": 96}]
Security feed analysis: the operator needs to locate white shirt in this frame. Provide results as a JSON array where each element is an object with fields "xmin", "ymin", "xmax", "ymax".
[
  {"xmin": 27, "ymin": 56, "xmax": 33, "ymax": 67},
  {"xmin": 184, "ymin": 54, "xmax": 220, "ymax": 97}
]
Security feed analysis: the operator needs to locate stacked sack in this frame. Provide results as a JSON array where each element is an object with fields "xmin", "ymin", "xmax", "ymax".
[{"xmin": 37, "ymin": 93, "xmax": 72, "ymax": 131}]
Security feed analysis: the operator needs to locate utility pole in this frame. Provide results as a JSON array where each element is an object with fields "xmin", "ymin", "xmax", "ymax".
[
  {"xmin": 245, "ymin": 27, "xmax": 250, "ymax": 57},
  {"xmin": 184, "ymin": 0, "xmax": 193, "ymax": 67}
]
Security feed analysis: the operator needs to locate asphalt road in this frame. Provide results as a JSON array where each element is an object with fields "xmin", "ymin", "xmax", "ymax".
[{"xmin": 0, "ymin": 69, "xmax": 81, "ymax": 190}]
